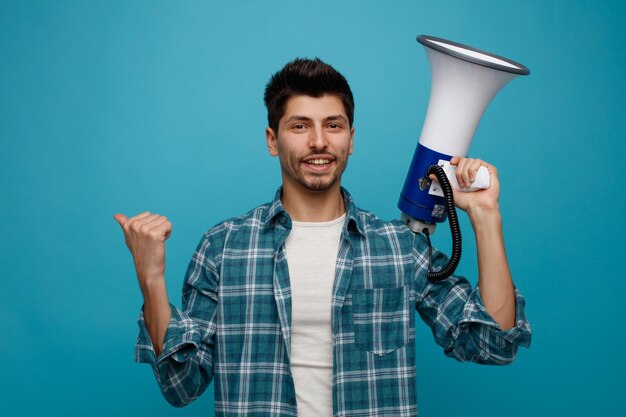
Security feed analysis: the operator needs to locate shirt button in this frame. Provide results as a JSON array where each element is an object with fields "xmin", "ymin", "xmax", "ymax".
[{"xmin": 279, "ymin": 217, "xmax": 287, "ymax": 225}]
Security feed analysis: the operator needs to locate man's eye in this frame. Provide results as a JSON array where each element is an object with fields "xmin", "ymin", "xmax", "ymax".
[
  {"xmin": 293, "ymin": 124, "xmax": 305, "ymax": 129},
  {"xmin": 328, "ymin": 123, "xmax": 342, "ymax": 129}
]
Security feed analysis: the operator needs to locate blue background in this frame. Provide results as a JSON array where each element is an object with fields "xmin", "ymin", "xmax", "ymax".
[{"xmin": 2, "ymin": 0, "xmax": 625, "ymax": 416}]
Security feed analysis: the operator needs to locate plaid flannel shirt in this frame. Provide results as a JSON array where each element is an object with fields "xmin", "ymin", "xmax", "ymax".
[{"xmin": 136, "ymin": 187, "xmax": 531, "ymax": 416}]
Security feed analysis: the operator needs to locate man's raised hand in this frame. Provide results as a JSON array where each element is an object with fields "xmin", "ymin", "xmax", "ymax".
[{"xmin": 113, "ymin": 212, "xmax": 172, "ymax": 285}]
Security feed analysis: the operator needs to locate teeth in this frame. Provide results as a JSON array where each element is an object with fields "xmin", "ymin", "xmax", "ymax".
[{"xmin": 307, "ymin": 159, "xmax": 331, "ymax": 165}]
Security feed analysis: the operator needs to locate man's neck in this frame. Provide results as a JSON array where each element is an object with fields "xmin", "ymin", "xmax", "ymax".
[{"xmin": 280, "ymin": 182, "xmax": 346, "ymax": 222}]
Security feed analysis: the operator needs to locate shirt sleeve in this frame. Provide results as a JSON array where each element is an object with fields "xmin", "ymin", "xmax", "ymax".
[
  {"xmin": 413, "ymin": 233, "xmax": 531, "ymax": 365},
  {"xmin": 134, "ymin": 233, "xmax": 220, "ymax": 406}
]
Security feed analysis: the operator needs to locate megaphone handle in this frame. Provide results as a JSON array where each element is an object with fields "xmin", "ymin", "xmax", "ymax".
[
  {"xmin": 424, "ymin": 164, "xmax": 462, "ymax": 282},
  {"xmin": 428, "ymin": 161, "xmax": 490, "ymax": 197}
]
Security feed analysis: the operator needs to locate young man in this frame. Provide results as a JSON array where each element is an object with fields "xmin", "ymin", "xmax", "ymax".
[{"xmin": 114, "ymin": 58, "xmax": 530, "ymax": 416}]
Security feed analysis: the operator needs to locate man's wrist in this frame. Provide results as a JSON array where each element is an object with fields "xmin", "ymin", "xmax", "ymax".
[
  {"xmin": 138, "ymin": 273, "xmax": 166, "ymax": 296},
  {"xmin": 467, "ymin": 203, "xmax": 502, "ymax": 228}
]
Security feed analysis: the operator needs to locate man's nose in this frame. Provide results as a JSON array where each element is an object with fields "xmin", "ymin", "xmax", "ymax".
[{"xmin": 308, "ymin": 126, "xmax": 328, "ymax": 149}]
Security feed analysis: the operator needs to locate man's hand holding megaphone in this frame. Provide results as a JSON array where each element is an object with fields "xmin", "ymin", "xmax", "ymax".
[
  {"xmin": 445, "ymin": 156, "xmax": 501, "ymax": 217},
  {"xmin": 428, "ymin": 155, "xmax": 515, "ymax": 329}
]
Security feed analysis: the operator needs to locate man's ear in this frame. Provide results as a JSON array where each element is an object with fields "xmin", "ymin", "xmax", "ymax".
[
  {"xmin": 348, "ymin": 126, "xmax": 355, "ymax": 155},
  {"xmin": 266, "ymin": 127, "xmax": 279, "ymax": 156}
]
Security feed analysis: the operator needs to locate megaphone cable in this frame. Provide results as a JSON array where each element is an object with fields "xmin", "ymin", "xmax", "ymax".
[{"xmin": 423, "ymin": 164, "xmax": 462, "ymax": 283}]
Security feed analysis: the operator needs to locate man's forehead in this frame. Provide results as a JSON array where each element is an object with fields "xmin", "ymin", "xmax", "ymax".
[{"xmin": 282, "ymin": 94, "xmax": 348, "ymax": 120}]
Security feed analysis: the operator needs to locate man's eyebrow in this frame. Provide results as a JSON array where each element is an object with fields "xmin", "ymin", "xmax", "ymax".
[
  {"xmin": 283, "ymin": 115, "xmax": 313, "ymax": 124},
  {"xmin": 324, "ymin": 115, "xmax": 348, "ymax": 123},
  {"xmin": 284, "ymin": 114, "xmax": 348, "ymax": 123}
]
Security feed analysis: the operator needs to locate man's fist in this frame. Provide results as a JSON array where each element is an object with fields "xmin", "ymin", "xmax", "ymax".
[
  {"xmin": 448, "ymin": 156, "xmax": 501, "ymax": 216},
  {"xmin": 113, "ymin": 212, "xmax": 172, "ymax": 284},
  {"xmin": 429, "ymin": 157, "xmax": 501, "ymax": 216}
]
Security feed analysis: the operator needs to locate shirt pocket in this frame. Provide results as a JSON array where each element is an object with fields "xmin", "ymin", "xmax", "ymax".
[{"xmin": 352, "ymin": 285, "xmax": 410, "ymax": 356}]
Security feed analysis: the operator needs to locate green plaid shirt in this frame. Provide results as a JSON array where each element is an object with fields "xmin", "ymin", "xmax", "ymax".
[{"xmin": 136, "ymin": 187, "xmax": 531, "ymax": 416}]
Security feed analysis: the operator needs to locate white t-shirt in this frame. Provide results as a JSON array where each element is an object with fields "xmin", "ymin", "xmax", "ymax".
[{"xmin": 284, "ymin": 214, "xmax": 345, "ymax": 417}]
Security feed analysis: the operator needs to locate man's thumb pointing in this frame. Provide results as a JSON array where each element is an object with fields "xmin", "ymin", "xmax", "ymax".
[{"xmin": 113, "ymin": 213, "xmax": 128, "ymax": 227}]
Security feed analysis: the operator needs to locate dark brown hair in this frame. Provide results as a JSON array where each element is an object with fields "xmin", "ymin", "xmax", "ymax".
[{"xmin": 264, "ymin": 58, "xmax": 354, "ymax": 133}]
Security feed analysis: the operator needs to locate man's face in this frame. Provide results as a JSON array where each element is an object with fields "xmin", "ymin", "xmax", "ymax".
[{"xmin": 266, "ymin": 94, "xmax": 354, "ymax": 193}]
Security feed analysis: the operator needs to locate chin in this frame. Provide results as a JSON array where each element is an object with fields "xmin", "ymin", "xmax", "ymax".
[{"xmin": 300, "ymin": 178, "xmax": 339, "ymax": 192}]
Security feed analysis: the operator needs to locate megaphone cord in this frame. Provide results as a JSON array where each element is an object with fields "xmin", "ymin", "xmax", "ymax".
[{"xmin": 423, "ymin": 164, "xmax": 462, "ymax": 283}]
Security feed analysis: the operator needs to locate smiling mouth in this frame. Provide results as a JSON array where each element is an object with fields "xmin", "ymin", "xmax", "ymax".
[{"xmin": 304, "ymin": 159, "xmax": 332, "ymax": 165}]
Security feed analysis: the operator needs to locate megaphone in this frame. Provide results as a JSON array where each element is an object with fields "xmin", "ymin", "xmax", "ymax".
[{"xmin": 398, "ymin": 35, "xmax": 529, "ymax": 280}]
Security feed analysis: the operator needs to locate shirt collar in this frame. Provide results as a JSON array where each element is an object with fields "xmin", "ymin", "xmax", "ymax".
[{"xmin": 263, "ymin": 186, "xmax": 365, "ymax": 237}]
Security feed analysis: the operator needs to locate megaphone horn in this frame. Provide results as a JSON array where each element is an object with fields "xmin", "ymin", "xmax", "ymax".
[{"xmin": 398, "ymin": 35, "xmax": 530, "ymax": 234}]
